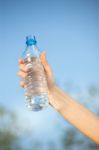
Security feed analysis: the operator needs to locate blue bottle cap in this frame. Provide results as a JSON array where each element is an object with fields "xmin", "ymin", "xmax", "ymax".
[{"xmin": 26, "ymin": 35, "xmax": 37, "ymax": 46}]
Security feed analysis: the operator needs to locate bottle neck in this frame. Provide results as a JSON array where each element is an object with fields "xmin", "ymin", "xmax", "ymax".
[{"xmin": 25, "ymin": 44, "xmax": 40, "ymax": 58}]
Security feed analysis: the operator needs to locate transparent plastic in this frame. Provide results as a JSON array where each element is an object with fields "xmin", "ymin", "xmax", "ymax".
[{"xmin": 23, "ymin": 36, "xmax": 49, "ymax": 111}]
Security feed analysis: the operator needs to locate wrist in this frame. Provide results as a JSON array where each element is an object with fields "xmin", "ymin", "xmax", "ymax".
[{"xmin": 48, "ymin": 85, "xmax": 65, "ymax": 111}]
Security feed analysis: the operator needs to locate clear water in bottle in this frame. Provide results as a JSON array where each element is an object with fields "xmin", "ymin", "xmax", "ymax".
[{"xmin": 22, "ymin": 35, "xmax": 49, "ymax": 111}]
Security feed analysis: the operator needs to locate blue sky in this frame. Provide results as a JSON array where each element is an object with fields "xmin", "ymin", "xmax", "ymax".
[
  {"xmin": 0, "ymin": 0, "xmax": 99, "ymax": 144},
  {"xmin": 0, "ymin": 0, "xmax": 99, "ymax": 104}
]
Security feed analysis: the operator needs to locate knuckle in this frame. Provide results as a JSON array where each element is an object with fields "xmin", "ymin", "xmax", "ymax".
[
  {"xmin": 20, "ymin": 64, "xmax": 28, "ymax": 73},
  {"xmin": 24, "ymin": 67, "xmax": 28, "ymax": 72},
  {"xmin": 20, "ymin": 83, "xmax": 24, "ymax": 88},
  {"xmin": 23, "ymin": 72, "xmax": 27, "ymax": 78}
]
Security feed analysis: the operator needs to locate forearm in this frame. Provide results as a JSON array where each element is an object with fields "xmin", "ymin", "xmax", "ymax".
[{"xmin": 49, "ymin": 86, "xmax": 99, "ymax": 144}]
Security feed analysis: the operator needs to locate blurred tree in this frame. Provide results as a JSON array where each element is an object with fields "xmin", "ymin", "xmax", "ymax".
[
  {"xmin": 0, "ymin": 85, "xmax": 99, "ymax": 150},
  {"xmin": 48, "ymin": 141, "xmax": 56, "ymax": 150},
  {"xmin": 0, "ymin": 105, "xmax": 22, "ymax": 150}
]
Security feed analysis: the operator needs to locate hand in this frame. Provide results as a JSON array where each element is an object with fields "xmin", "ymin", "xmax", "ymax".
[{"xmin": 18, "ymin": 51, "xmax": 55, "ymax": 92}]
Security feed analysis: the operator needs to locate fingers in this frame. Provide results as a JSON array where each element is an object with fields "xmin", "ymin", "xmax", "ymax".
[
  {"xmin": 18, "ymin": 71, "xmax": 27, "ymax": 78},
  {"xmin": 19, "ymin": 64, "xmax": 28, "ymax": 73},
  {"xmin": 18, "ymin": 59, "xmax": 30, "ymax": 73},
  {"xmin": 40, "ymin": 51, "xmax": 52, "ymax": 77},
  {"xmin": 40, "ymin": 51, "xmax": 48, "ymax": 64},
  {"xmin": 18, "ymin": 59, "xmax": 24, "ymax": 64},
  {"xmin": 18, "ymin": 53, "xmax": 54, "ymax": 90},
  {"xmin": 18, "ymin": 59, "xmax": 28, "ymax": 89},
  {"xmin": 20, "ymin": 81, "xmax": 26, "ymax": 88},
  {"xmin": 18, "ymin": 58, "xmax": 27, "ymax": 74},
  {"xmin": 18, "ymin": 70, "xmax": 27, "ymax": 88}
]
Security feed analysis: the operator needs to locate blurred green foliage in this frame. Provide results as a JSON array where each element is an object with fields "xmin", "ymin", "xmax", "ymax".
[
  {"xmin": 0, "ymin": 85, "xmax": 99, "ymax": 150},
  {"xmin": 0, "ymin": 106, "xmax": 22, "ymax": 150}
]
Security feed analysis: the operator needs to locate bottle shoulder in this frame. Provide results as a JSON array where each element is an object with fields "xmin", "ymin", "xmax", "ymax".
[{"xmin": 23, "ymin": 45, "xmax": 40, "ymax": 58}]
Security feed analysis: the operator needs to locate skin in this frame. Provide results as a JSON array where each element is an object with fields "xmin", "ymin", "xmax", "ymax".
[{"xmin": 18, "ymin": 51, "xmax": 99, "ymax": 144}]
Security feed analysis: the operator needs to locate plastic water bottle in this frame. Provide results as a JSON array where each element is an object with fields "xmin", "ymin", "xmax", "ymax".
[{"xmin": 22, "ymin": 35, "xmax": 49, "ymax": 111}]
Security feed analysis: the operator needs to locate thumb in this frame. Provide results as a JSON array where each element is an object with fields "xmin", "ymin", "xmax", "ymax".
[
  {"xmin": 40, "ymin": 51, "xmax": 48, "ymax": 65},
  {"xmin": 40, "ymin": 51, "xmax": 52, "ymax": 77}
]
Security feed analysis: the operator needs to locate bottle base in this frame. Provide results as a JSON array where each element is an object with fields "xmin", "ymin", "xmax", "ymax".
[
  {"xmin": 25, "ymin": 94, "xmax": 49, "ymax": 111},
  {"xmin": 27, "ymin": 104, "xmax": 46, "ymax": 111}
]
